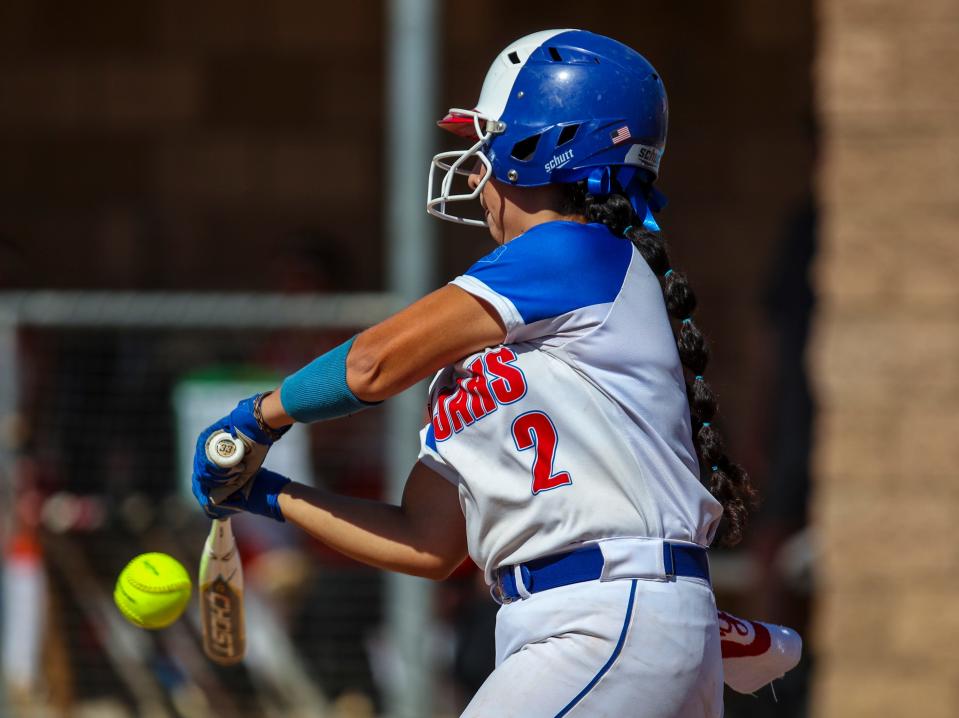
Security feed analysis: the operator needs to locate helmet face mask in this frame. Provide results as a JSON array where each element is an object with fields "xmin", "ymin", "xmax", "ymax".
[
  {"xmin": 427, "ymin": 30, "xmax": 669, "ymax": 229},
  {"xmin": 427, "ymin": 110, "xmax": 501, "ymax": 227}
]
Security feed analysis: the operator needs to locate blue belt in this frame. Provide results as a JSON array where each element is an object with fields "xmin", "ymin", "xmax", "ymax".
[{"xmin": 491, "ymin": 542, "xmax": 710, "ymax": 604}]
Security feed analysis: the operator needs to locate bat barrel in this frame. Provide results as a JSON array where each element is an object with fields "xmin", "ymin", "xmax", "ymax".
[{"xmin": 199, "ymin": 518, "xmax": 246, "ymax": 665}]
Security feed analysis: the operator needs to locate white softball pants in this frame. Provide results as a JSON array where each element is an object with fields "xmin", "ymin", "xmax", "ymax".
[{"xmin": 461, "ymin": 576, "xmax": 723, "ymax": 718}]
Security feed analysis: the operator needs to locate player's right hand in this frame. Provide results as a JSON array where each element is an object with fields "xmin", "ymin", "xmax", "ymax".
[
  {"xmin": 228, "ymin": 392, "xmax": 290, "ymax": 449},
  {"xmin": 195, "ymin": 393, "xmax": 290, "ymax": 488},
  {"xmin": 225, "ymin": 393, "xmax": 290, "ymax": 477}
]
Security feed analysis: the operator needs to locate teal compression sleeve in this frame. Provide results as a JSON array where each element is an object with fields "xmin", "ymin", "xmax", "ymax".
[{"xmin": 279, "ymin": 336, "xmax": 377, "ymax": 423}]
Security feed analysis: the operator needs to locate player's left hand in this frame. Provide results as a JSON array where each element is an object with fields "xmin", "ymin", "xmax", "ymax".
[
  {"xmin": 193, "ymin": 465, "xmax": 290, "ymax": 521},
  {"xmin": 192, "ymin": 431, "xmax": 291, "ymax": 520}
]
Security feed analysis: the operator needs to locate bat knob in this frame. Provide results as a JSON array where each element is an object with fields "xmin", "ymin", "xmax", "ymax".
[{"xmin": 206, "ymin": 431, "xmax": 245, "ymax": 469}]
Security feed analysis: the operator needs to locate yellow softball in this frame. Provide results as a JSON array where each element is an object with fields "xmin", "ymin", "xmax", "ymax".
[{"xmin": 114, "ymin": 552, "xmax": 192, "ymax": 630}]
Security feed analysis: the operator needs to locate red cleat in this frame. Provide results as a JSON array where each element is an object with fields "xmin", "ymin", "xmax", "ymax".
[{"xmin": 718, "ymin": 611, "xmax": 803, "ymax": 694}]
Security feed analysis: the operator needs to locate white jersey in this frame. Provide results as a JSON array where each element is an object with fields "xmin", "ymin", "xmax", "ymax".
[{"xmin": 417, "ymin": 221, "xmax": 722, "ymax": 583}]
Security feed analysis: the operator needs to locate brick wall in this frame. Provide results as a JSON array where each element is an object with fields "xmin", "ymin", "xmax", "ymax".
[{"xmin": 812, "ymin": 0, "xmax": 959, "ymax": 715}]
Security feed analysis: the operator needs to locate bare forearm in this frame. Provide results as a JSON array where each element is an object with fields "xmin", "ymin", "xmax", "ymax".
[
  {"xmin": 347, "ymin": 286, "xmax": 506, "ymax": 402},
  {"xmin": 259, "ymin": 286, "xmax": 505, "ymax": 424},
  {"xmin": 259, "ymin": 389, "xmax": 294, "ymax": 429},
  {"xmin": 277, "ymin": 482, "xmax": 458, "ymax": 580}
]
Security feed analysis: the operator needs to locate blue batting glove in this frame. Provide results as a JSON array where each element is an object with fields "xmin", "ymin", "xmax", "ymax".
[
  {"xmin": 226, "ymin": 393, "xmax": 290, "ymax": 478},
  {"xmin": 192, "ymin": 453, "xmax": 291, "ymax": 522},
  {"xmin": 191, "ymin": 392, "xmax": 292, "ymax": 520},
  {"xmin": 194, "ymin": 393, "xmax": 291, "ymax": 489},
  {"xmin": 228, "ymin": 393, "xmax": 290, "ymax": 448},
  {"xmin": 192, "ymin": 417, "xmax": 291, "ymax": 521},
  {"xmin": 194, "ymin": 420, "xmax": 235, "ymax": 484}
]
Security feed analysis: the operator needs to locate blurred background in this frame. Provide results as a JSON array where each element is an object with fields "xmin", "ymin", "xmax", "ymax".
[{"xmin": 0, "ymin": 0, "xmax": 954, "ymax": 716}]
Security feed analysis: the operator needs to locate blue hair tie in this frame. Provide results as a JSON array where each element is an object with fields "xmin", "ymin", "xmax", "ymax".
[
  {"xmin": 711, "ymin": 465, "xmax": 719, "ymax": 472},
  {"xmin": 694, "ymin": 375, "xmax": 703, "ymax": 381},
  {"xmin": 663, "ymin": 269, "xmax": 673, "ymax": 278},
  {"xmin": 682, "ymin": 318, "xmax": 692, "ymax": 325},
  {"xmin": 587, "ymin": 167, "xmax": 612, "ymax": 196},
  {"xmin": 702, "ymin": 422, "xmax": 711, "ymax": 427},
  {"xmin": 623, "ymin": 225, "xmax": 634, "ymax": 236}
]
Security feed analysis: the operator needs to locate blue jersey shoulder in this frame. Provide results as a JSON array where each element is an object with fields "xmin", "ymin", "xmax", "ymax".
[{"xmin": 464, "ymin": 222, "xmax": 632, "ymax": 326}]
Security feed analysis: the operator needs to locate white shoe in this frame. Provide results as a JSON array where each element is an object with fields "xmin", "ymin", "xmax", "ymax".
[{"xmin": 718, "ymin": 611, "xmax": 803, "ymax": 694}]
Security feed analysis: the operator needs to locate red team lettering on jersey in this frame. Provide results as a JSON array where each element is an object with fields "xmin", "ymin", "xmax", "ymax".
[
  {"xmin": 430, "ymin": 347, "xmax": 573, "ymax": 496},
  {"xmin": 432, "ymin": 347, "xmax": 527, "ymax": 441}
]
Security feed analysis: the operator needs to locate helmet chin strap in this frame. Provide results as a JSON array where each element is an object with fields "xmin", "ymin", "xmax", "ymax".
[{"xmin": 585, "ymin": 167, "xmax": 668, "ymax": 233}]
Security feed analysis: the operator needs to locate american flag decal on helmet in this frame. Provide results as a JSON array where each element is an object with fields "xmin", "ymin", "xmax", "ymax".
[{"xmin": 610, "ymin": 126, "xmax": 632, "ymax": 144}]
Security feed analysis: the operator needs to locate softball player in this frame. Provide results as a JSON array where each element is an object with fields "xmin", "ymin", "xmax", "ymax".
[{"xmin": 192, "ymin": 29, "xmax": 797, "ymax": 716}]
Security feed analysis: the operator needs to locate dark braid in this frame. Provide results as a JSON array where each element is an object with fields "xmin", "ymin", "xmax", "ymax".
[{"xmin": 562, "ymin": 182, "xmax": 758, "ymax": 546}]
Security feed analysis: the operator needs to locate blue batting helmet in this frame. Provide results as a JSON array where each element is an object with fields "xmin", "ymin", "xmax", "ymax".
[{"xmin": 428, "ymin": 29, "xmax": 668, "ymax": 228}]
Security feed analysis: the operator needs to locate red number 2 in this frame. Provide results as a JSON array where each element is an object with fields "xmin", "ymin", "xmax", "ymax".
[{"xmin": 511, "ymin": 411, "xmax": 572, "ymax": 494}]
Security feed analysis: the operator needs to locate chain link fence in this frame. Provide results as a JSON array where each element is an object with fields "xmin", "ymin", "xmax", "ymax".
[{"xmin": 0, "ymin": 292, "xmax": 488, "ymax": 718}]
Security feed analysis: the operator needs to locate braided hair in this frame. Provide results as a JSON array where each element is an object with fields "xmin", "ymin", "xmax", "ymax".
[{"xmin": 561, "ymin": 182, "xmax": 758, "ymax": 546}]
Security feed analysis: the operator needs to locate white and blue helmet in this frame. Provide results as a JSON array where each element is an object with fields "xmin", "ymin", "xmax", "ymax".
[{"xmin": 428, "ymin": 29, "xmax": 668, "ymax": 228}]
